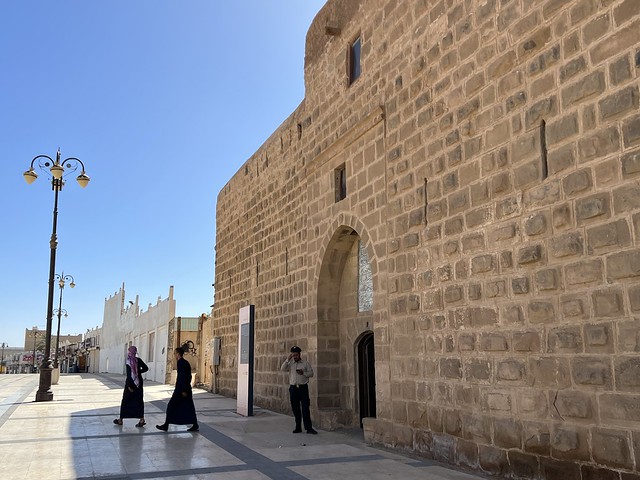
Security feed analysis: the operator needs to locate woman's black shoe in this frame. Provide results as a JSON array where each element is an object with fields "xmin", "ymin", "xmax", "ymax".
[
  {"xmin": 187, "ymin": 424, "xmax": 199, "ymax": 432},
  {"xmin": 156, "ymin": 424, "xmax": 168, "ymax": 431}
]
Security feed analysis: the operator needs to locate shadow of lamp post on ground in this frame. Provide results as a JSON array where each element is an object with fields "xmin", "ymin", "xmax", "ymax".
[{"xmin": 23, "ymin": 150, "xmax": 89, "ymax": 402}]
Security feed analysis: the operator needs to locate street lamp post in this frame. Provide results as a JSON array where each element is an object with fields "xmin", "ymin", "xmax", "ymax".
[
  {"xmin": 33, "ymin": 333, "xmax": 37, "ymax": 372},
  {"xmin": 1, "ymin": 342, "xmax": 6, "ymax": 374},
  {"xmin": 53, "ymin": 308, "xmax": 68, "ymax": 368},
  {"xmin": 23, "ymin": 150, "xmax": 90, "ymax": 402},
  {"xmin": 30, "ymin": 328, "xmax": 42, "ymax": 373},
  {"xmin": 53, "ymin": 272, "xmax": 74, "ymax": 368}
]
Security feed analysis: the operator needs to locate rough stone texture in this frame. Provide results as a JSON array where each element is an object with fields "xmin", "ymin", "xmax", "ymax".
[
  {"xmin": 213, "ymin": 1, "xmax": 640, "ymax": 478},
  {"xmin": 592, "ymin": 428, "xmax": 633, "ymax": 469}
]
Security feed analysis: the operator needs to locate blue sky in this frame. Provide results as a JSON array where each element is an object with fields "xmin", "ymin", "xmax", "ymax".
[{"xmin": 1, "ymin": 1, "xmax": 326, "ymax": 348}]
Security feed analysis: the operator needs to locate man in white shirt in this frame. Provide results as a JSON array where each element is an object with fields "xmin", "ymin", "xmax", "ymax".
[{"xmin": 280, "ymin": 346, "xmax": 317, "ymax": 434}]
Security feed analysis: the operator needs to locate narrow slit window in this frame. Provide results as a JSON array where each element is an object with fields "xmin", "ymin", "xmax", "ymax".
[
  {"xmin": 424, "ymin": 178, "xmax": 428, "ymax": 225},
  {"xmin": 541, "ymin": 120, "xmax": 548, "ymax": 180},
  {"xmin": 349, "ymin": 37, "xmax": 361, "ymax": 84},
  {"xmin": 335, "ymin": 163, "xmax": 347, "ymax": 202}
]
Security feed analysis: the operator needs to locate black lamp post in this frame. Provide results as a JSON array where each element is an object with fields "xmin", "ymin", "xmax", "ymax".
[
  {"xmin": 29, "ymin": 328, "xmax": 42, "ymax": 373},
  {"xmin": 53, "ymin": 272, "xmax": 74, "ymax": 368},
  {"xmin": 1, "ymin": 342, "xmax": 6, "ymax": 373},
  {"xmin": 23, "ymin": 150, "xmax": 89, "ymax": 401},
  {"xmin": 53, "ymin": 308, "xmax": 68, "ymax": 368}
]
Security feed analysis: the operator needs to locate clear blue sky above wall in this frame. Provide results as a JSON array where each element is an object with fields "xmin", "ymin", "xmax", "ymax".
[{"xmin": 0, "ymin": 1, "xmax": 326, "ymax": 348}]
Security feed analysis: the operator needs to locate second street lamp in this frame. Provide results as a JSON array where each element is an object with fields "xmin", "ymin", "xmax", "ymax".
[
  {"xmin": 0, "ymin": 342, "xmax": 5, "ymax": 373},
  {"xmin": 29, "ymin": 328, "xmax": 42, "ymax": 373},
  {"xmin": 54, "ymin": 272, "xmax": 74, "ymax": 368},
  {"xmin": 23, "ymin": 149, "xmax": 90, "ymax": 402},
  {"xmin": 53, "ymin": 308, "xmax": 67, "ymax": 369}
]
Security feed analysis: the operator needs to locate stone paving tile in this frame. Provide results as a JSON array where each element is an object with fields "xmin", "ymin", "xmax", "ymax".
[{"xmin": 0, "ymin": 374, "xmax": 488, "ymax": 480}]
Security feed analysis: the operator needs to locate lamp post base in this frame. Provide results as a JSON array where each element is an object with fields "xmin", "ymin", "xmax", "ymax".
[{"xmin": 35, "ymin": 367, "xmax": 54, "ymax": 402}]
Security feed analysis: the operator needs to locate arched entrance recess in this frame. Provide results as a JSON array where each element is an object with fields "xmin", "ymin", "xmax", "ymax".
[{"xmin": 315, "ymin": 222, "xmax": 377, "ymax": 429}]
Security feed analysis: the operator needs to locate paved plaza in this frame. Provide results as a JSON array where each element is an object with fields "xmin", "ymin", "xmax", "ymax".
[{"xmin": 0, "ymin": 374, "xmax": 487, "ymax": 480}]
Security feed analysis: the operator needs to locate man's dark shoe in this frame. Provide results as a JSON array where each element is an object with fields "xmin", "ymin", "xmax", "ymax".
[
  {"xmin": 156, "ymin": 424, "xmax": 168, "ymax": 432},
  {"xmin": 292, "ymin": 427, "xmax": 302, "ymax": 433},
  {"xmin": 187, "ymin": 424, "xmax": 199, "ymax": 432},
  {"xmin": 307, "ymin": 428, "xmax": 318, "ymax": 434}
]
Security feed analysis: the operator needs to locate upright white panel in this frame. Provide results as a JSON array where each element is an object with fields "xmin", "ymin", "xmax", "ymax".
[{"xmin": 236, "ymin": 305, "xmax": 254, "ymax": 416}]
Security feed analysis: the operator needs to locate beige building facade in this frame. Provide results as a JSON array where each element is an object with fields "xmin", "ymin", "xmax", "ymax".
[
  {"xmin": 213, "ymin": 0, "xmax": 640, "ymax": 477},
  {"xmin": 165, "ymin": 314, "xmax": 210, "ymax": 386}
]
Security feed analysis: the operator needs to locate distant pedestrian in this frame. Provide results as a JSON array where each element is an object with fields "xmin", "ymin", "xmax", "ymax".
[
  {"xmin": 281, "ymin": 346, "xmax": 317, "ymax": 434},
  {"xmin": 114, "ymin": 345, "xmax": 148, "ymax": 427},
  {"xmin": 156, "ymin": 347, "xmax": 199, "ymax": 432}
]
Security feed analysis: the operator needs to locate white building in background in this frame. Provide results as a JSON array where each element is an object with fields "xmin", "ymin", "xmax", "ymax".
[{"xmin": 99, "ymin": 283, "xmax": 175, "ymax": 384}]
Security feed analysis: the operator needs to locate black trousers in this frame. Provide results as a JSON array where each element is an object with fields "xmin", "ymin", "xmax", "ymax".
[{"xmin": 289, "ymin": 384, "xmax": 313, "ymax": 430}]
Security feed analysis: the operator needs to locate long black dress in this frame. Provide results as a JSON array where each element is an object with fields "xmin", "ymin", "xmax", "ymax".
[
  {"xmin": 165, "ymin": 357, "xmax": 197, "ymax": 425},
  {"xmin": 120, "ymin": 358, "xmax": 149, "ymax": 419}
]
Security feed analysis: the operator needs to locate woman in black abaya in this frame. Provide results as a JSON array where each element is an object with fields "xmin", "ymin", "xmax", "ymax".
[{"xmin": 114, "ymin": 345, "xmax": 149, "ymax": 427}]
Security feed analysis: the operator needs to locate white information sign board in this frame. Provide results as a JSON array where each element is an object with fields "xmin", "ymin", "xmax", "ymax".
[{"xmin": 236, "ymin": 305, "xmax": 254, "ymax": 416}]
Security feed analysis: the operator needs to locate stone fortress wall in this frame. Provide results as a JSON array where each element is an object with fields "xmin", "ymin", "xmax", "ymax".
[{"xmin": 214, "ymin": 0, "xmax": 640, "ymax": 477}]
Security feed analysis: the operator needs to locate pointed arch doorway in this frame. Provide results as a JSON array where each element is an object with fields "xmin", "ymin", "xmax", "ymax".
[{"xmin": 316, "ymin": 224, "xmax": 377, "ymax": 429}]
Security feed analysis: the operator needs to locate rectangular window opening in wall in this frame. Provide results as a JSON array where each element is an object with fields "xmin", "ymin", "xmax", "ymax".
[
  {"xmin": 349, "ymin": 36, "xmax": 361, "ymax": 85},
  {"xmin": 335, "ymin": 163, "xmax": 347, "ymax": 202},
  {"xmin": 541, "ymin": 120, "xmax": 548, "ymax": 180}
]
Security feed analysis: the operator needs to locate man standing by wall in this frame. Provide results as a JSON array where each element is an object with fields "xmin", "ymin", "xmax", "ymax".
[{"xmin": 281, "ymin": 346, "xmax": 317, "ymax": 434}]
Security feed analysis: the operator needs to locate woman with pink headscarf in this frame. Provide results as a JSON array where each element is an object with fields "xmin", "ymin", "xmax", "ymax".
[{"xmin": 114, "ymin": 345, "xmax": 149, "ymax": 427}]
